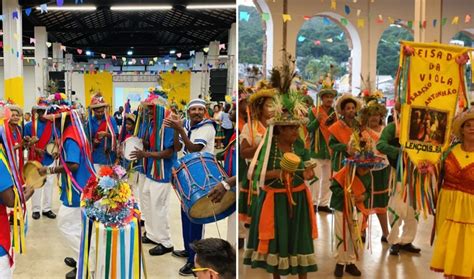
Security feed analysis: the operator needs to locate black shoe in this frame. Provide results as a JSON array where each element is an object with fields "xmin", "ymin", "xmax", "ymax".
[
  {"xmin": 42, "ymin": 210, "xmax": 56, "ymax": 219},
  {"xmin": 140, "ymin": 220, "xmax": 145, "ymax": 227},
  {"xmin": 317, "ymin": 206, "xmax": 332, "ymax": 213},
  {"xmin": 65, "ymin": 268, "xmax": 77, "ymax": 279},
  {"xmin": 64, "ymin": 257, "xmax": 76, "ymax": 268},
  {"xmin": 390, "ymin": 244, "xmax": 400, "ymax": 255},
  {"xmin": 32, "ymin": 212, "xmax": 40, "ymax": 220},
  {"xmin": 149, "ymin": 244, "xmax": 173, "ymax": 256},
  {"xmin": 334, "ymin": 264, "xmax": 344, "ymax": 277},
  {"xmin": 179, "ymin": 262, "xmax": 194, "ymax": 276},
  {"xmin": 381, "ymin": 236, "xmax": 388, "ymax": 243},
  {"xmin": 172, "ymin": 250, "xmax": 189, "ymax": 258},
  {"xmin": 345, "ymin": 264, "xmax": 361, "ymax": 276},
  {"xmin": 238, "ymin": 238, "xmax": 244, "ymax": 250},
  {"xmin": 400, "ymin": 243, "xmax": 421, "ymax": 253},
  {"xmin": 142, "ymin": 234, "xmax": 158, "ymax": 245}
]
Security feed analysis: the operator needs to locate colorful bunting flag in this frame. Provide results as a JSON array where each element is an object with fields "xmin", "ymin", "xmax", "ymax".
[
  {"xmin": 177, "ymin": 53, "xmax": 182, "ymax": 58},
  {"xmin": 388, "ymin": 16, "xmax": 395, "ymax": 24},
  {"xmin": 0, "ymin": 15, "xmax": 3, "ymax": 21},
  {"xmin": 77, "ymin": 49, "xmax": 83, "ymax": 54},
  {"xmin": 357, "ymin": 18, "xmax": 365, "ymax": 28},
  {"xmin": 12, "ymin": 11, "xmax": 19, "ymax": 20},
  {"xmin": 57, "ymin": 0, "xmax": 64, "ymax": 6},
  {"xmin": 330, "ymin": 0, "xmax": 336, "ymax": 10},
  {"xmin": 30, "ymin": 38, "xmax": 36, "ymax": 44},
  {"xmin": 262, "ymin": 13, "xmax": 270, "ymax": 21},
  {"xmin": 323, "ymin": 17, "xmax": 331, "ymax": 25},
  {"xmin": 465, "ymin": 14, "xmax": 471, "ymax": 23},
  {"xmin": 101, "ymin": 53, "xmax": 106, "ymax": 59},
  {"xmin": 314, "ymin": 40, "xmax": 321, "ymax": 46},
  {"xmin": 240, "ymin": 11, "xmax": 250, "ymax": 22},
  {"xmin": 60, "ymin": 45, "xmax": 66, "ymax": 51},
  {"xmin": 112, "ymin": 55, "xmax": 116, "ymax": 60},
  {"xmin": 344, "ymin": 5, "xmax": 350, "ymax": 15},
  {"xmin": 219, "ymin": 43, "xmax": 226, "ymax": 50},
  {"xmin": 442, "ymin": 17, "xmax": 447, "ymax": 26},
  {"xmin": 46, "ymin": 42, "xmax": 52, "ymax": 48},
  {"xmin": 13, "ymin": 33, "xmax": 19, "ymax": 41},
  {"xmin": 282, "ymin": 14, "xmax": 292, "ymax": 22},
  {"xmin": 40, "ymin": 4, "xmax": 48, "ymax": 13},
  {"xmin": 189, "ymin": 50, "xmax": 195, "ymax": 56},
  {"xmin": 326, "ymin": 38, "xmax": 333, "ymax": 43},
  {"xmin": 433, "ymin": 19, "xmax": 437, "ymax": 27},
  {"xmin": 452, "ymin": 16, "xmax": 459, "ymax": 24},
  {"xmin": 376, "ymin": 14, "xmax": 383, "ymax": 23},
  {"xmin": 153, "ymin": 57, "xmax": 158, "ymax": 62},
  {"xmin": 298, "ymin": 35, "xmax": 306, "ymax": 42},
  {"xmin": 25, "ymin": 8, "xmax": 32, "ymax": 16},
  {"xmin": 422, "ymin": 20, "xmax": 427, "ymax": 28},
  {"xmin": 304, "ymin": 15, "xmax": 311, "ymax": 21},
  {"xmin": 407, "ymin": 21, "xmax": 413, "ymax": 28},
  {"xmin": 357, "ymin": 9, "xmax": 361, "ymax": 17},
  {"xmin": 340, "ymin": 18, "xmax": 348, "ymax": 26},
  {"xmin": 203, "ymin": 47, "xmax": 209, "ymax": 53}
]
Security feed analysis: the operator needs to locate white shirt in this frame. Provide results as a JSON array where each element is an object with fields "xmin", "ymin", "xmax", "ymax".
[{"xmin": 181, "ymin": 119, "xmax": 216, "ymax": 155}]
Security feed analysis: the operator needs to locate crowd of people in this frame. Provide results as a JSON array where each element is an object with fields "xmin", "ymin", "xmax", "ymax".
[
  {"xmin": 0, "ymin": 89, "xmax": 237, "ymax": 279},
  {"xmin": 238, "ymin": 58, "xmax": 474, "ymax": 279}
]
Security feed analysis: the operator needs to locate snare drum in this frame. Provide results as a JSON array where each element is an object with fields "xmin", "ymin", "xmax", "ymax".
[
  {"xmin": 23, "ymin": 160, "xmax": 47, "ymax": 189},
  {"xmin": 123, "ymin": 137, "xmax": 143, "ymax": 161},
  {"xmin": 172, "ymin": 152, "xmax": 235, "ymax": 224}
]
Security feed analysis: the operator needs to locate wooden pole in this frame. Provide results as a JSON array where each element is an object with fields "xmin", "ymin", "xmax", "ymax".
[{"xmin": 282, "ymin": 0, "xmax": 288, "ymax": 52}]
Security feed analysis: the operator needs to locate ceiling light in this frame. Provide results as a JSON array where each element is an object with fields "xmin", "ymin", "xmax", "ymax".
[
  {"xmin": 127, "ymin": 50, "xmax": 133, "ymax": 55},
  {"xmin": 187, "ymin": 4, "xmax": 236, "ymax": 9},
  {"xmin": 23, "ymin": 46, "xmax": 35, "ymax": 50},
  {"xmin": 110, "ymin": 5, "xmax": 172, "ymax": 11},
  {"xmin": 170, "ymin": 50, "xmax": 176, "ymax": 54},
  {"xmin": 35, "ymin": 6, "xmax": 96, "ymax": 11}
]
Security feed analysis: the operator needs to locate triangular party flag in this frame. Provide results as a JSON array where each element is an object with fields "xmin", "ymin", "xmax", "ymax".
[
  {"xmin": 25, "ymin": 8, "xmax": 32, "ymax": 16},
  {"xmin": 16, "ymin": 51, "xmax": 19, "ymax": 58},
  {"xmin": 46, "ymin": 42, "xmax": 52, "ymax": 48},
  {"xmin": 149, "ymin": 60, "xmax": 154, "ymax": 65},
  {"xmin": 357, "ymin": 18, "xmax": 365, "ymax": 28},
  {"xmin": 0, "ymin": 15, "xmax": 3, "ymax": 21},
  {"xmin": 314, "ymin": 40, "xmax": 321, "ymax": 46},
  {"xmin": 442, "ymin": 17, "xmax": 447, "ymax": 26},
  {"xmin": 177, "ymin": 53, "xmax": 182, "ymax": 58},
  {"xmin": 388, "ymin": 16, "xmax": 395, "ymax": 24},
  {"xmin": 452, "ymin": 16, "xmax": 459, "ymax": 24},
  {"xmin": 140, "ymin": 59, "xmax": 144, "ymax": 64},
  {"xmin": 60, "ymin": 45, "xmax": 66, "ymax": 51},
  {"xmin": 282, "ymin": 14, "xmax": 292, "ymax": 22},
  {"xmin": 219, "ymin": 43, "xmax": 226, "ymax": 50},
  {"xmin": 331, "ymin": 0, "xmax": 336, "ymax": 10},
  {"xmin": 75, "ymin": 0, "xmax": 84, "ymax": 4},
  {"xmin": 262, "ymin": 13, "xmax": 270, "ymax": 21},
  {"xmin": 433, "ymin": 19, "xmax": 437, "ymax": 27},
  {"xmin": 11, "ymin": 48, "xmax": 14, "ymax": 54},
  {"xmin": 112, "ymin": 55, "xmax": 117, "ymax": 60},
  {"xmin": 298, "ymin": 35, "xmax": 306, "ymax": 42},
  {"xmin": 357, "ymin": 9, "xmax": 361, "ymax": 17},
  {"xmin": 304, "ymin": 15, "xmax": 311, "ymax": 21},
  {"xmin": 0, "ymin": 41, "xmax": 3, "ymax": 48},
  {"xmin": 101, "ymin": 53, "xmax": 106, "ymax": 59},
  {"xmin": 344, "ymin": 5, "xmax": 350, "ymax": 15},
  {"xmin": 340, "ymin": 18, "xmax": 348, "ymax": 26},
  {"xmin": 30, "ymin": 38, "xmax": 36, "ymax": 44},
  {"xmin": 323, "ymin": 17, "xmax": 331, "ymax": 25},
  {"xmin": 57, "ymin": 0, "xmax": 64, "ymax": 6},
  {"xmin": 240, "ymin": 11, "xmax": 250, "ymax": 21},
  {"xmin": 465, "ymin": 14, "xmax": 471, "ymax": 23},
  {"xmin": 13, "ymin": 33, "xmax": 19, "ymax": 41},
  {"xmin": 422, "ymin": 20, "xmax": 427, "ymax": 28},
  {"xmin": 40, "ymin": 4, "xmax": 48, "ymax": 13},
  {"xmin": 189, "ymin": 50, "xmax": 195, "ymax": 56},
  {"xmin": 77, "ymin": 49, "xmax": 83, "ymax": 54},
  {"xmin": 203, "ymin": 47, "xmax": 209, "ymax": 53},
  {"xmin": 407, "ymin": 21, "xmax": 413, "ymax": 28},
  {"xmin": 326, "ymin": 38, "xmax": 333, "ymax": 43},
  {"xmin": 12, "ymin": 11, "xmax": 19, "ymax": 20},
  {"xmin": 153, "ymin": 57, "xmax": 158, "ymax": 62},
  {"xmin": 376, "ymin": 14, "xmax": 383, "ymax": 23}
]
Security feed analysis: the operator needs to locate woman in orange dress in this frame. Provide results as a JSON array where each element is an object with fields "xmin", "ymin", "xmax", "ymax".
[{"xmin": 431, "ymin": 108, "xmax": 474, "ymax": 278}]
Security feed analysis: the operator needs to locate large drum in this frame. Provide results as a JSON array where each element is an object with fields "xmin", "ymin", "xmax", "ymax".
[
  {"xmin": 123, "ymin": 136, "xmax": 143, "ymax": 161},
  {"xmin": 172, "ymin": 152, "xmax": 235, "ymax": 224}
]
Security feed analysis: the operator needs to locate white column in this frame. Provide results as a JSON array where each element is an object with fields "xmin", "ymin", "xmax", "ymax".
[
  {"xmin": 413, "ymin": 0, "xmax": 442, "ymax": 43},
  {"xmin": 2, "ymin": 0, "xmax": 24, "ymax": 105},
  {"xmin": 208, "ymin": 41, "xmax": 220, "ymax": 68},
  {"xmin": 52, "ymin": 42, "xmax": 64, "ymax": 59},
  {"xmin": 34, "ymin": 26, "xmax": 47, "ymax": 98},
  {"xmin": 227, "ymin": 23, "xmax": 236, "ymax": 97}
]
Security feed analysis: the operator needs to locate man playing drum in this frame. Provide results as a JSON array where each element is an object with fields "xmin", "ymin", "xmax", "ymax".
[
  {"xmin": 164, "ymin": 98, "xmax": 216, "ymax": 276},
  {"xmin": 24, "ymin": 98, "xmax": 57, "ymax": 220}
]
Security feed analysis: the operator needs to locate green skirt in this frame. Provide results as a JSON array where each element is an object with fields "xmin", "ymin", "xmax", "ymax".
[
  {"xmin": 370, "ymin": 166, "xmax": 391, "ymax": 210},
  {"xmin": 216, "ymin": 125, "xmax": 225, "ymax": 139},
  {"xmin": 243, "ymin": 186, "xmax": 317, "ymax": 275}
]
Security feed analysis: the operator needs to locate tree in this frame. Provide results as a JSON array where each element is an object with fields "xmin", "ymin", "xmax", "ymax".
[{"xmin": 303, "ymin": 56, "xmax": 344, "ymax": 82}]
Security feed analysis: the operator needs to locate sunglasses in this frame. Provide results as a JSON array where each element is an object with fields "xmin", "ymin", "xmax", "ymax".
[{"xmin": 191, "ymin": 267, "xmax": 219, "ymax": 277}]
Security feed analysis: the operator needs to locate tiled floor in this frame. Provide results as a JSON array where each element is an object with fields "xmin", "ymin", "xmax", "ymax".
[
  {"xmin": 12, "ymin": 186, "xmax": 228, "ymax": 279},
  {"xmin": 238, "ymin": 210, "xmax": 445, "ymax": 279}
]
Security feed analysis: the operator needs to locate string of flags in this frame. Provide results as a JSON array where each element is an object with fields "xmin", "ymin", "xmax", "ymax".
[{"xmin": 239, "ymin": 3, "xmax": 472, "ymax": 29}]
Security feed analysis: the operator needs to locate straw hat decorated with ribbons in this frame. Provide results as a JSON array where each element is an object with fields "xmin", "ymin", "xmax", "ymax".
[{"xmin": 453, "ymin": 107, "xmax": 474, "ymax": 139}]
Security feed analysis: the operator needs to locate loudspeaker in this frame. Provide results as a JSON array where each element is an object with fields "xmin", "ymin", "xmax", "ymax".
[{"xmin": 209, "ymin": 69, "xmax": 227, "ymax": 101}]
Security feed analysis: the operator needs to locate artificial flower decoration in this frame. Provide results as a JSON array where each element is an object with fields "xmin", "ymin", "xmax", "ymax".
[{"xmin": 81, "ymin": 166, "xmax": 137, "ymax": 227}]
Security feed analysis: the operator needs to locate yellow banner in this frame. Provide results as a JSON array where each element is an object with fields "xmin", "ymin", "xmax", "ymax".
[
  {"xmin": 84, "ymin": 72, "xmax": 113, "ymax": 109},
  {"xmin": 160, "ymin": 71, "xmax": 191, "ymax": 109},
  {"xmin": 5, "ymin": 76, "xmax": 24, "ymax": 108},
  {"xmin": 399, "ymin": 41, "xmax": 470, "ymax": 164}
]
